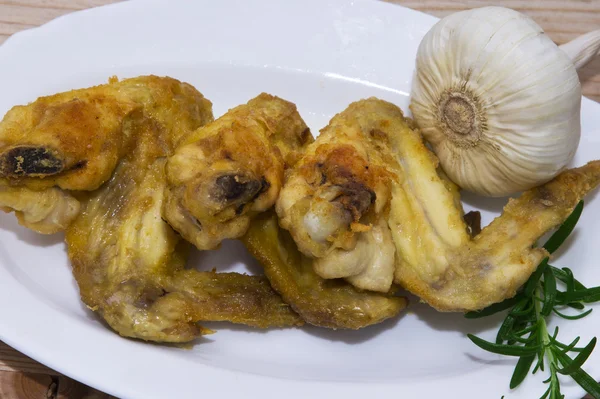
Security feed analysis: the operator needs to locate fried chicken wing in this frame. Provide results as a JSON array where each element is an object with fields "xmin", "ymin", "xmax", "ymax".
[
  {"xmin": 276, "ymin": 103, "xmax": 397, "ymax": 292},
  {"xmin": 0, "ymin": 186, "xmax": 80, "ymax": 234},
  {"xmin": 67, "ymin": 115, "xmax": 301, "ymax": 343},
  {"xmin": 0, "ymin": 75, "xmax": 212, "ymax": 233},
  {"xmin": 278, "ymin": 97, "xmax": 600, "ymax": 312},
  {"xmin": 398, "ymin": 161, "xmax": 600, "ymax": 312},
  {"xmin": 243, "ymin": 211, "xmax": 407, "ymax": 329},
  {"xmin": 330, "ymin": 98, "xmax": 600, "ymax": 312},
  {"xmin": 1, "ymin": 78, "xmax": 303, "ymax": 342},
  {"xmin": 165, "ymin": 93, "xmax": 312, "ymax": 250}
]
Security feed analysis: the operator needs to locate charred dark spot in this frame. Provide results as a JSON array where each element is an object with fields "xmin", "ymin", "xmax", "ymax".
[
  {"xmin": 235, "ymin": 204, "xmax": 245, "ymax": 215},
  {"xmin": 258, "ymin": 177, "xmax": 270, "ymax": 196},
  {"xmin": 464, "ymin": 210, "xmax": 482, "ymax": 237},
  {"xmin": 300, "ymin": 127, "xmax": 312, "ymax": 144},
  {"xmin": 334, "ymin": 181, "xmax": 376, "ymax": 221},
  {"xmin": 320, "ymin": 173, "xmax": 327, "ymax": 185},
  {"xmin": 214, "ymin": 174, "xmax": 263, "ymax": 203},
  {"xmin": 534, "ymin": 186, "xmax": 556, "ymax": 207},
  {"xmin": 369, "ymin": 129, "xmax": 389, "ymax": 142},
  {"xmin": 0, "ymin": 146, "xmax": 63, "ymax": 177},
  {"xmin": 68, "ymin": 160, "xmax": 88, "ymax": 172},
  {"xmin": 134, "ymin": 287, "xmax": 168, "ymax": 309}
]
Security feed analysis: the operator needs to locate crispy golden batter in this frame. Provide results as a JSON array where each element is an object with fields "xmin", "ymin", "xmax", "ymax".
[
  {"xmin": 243, "ymin": 211, "xmax": 407, "ymax": 329},
  {"xmin": 67, "ymin": 115, "xmax": 301, "ymax": 343},
  {"xmin": 0, "ymin": 75, "xmax": 213, "ymax": 233},
  {"xmin": 0, "ymin": 186, "xmax": 80, "ymax": 234},
  {"xmin": 1, "ymin": 78, "xmax": 303, "ymax": 342},
  {"xmin": 404, "ymin": 161, "xmax": 600, "ymax": 312},
  {"xmin": 165, "ymin": 93, "xmax": 312, "ymax": 250},
  {"xmin": 276, "ymin": 102, "xmax": 397, "ymax": 292},
  {"xmin": 332, "ymin": 98, "xmax": 600, "ymax": 312}
]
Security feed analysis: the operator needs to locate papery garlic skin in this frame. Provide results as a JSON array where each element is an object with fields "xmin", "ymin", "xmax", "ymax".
[{"xmin": 410, "ymin": 6, "xmax": 581, "ymax": 197}]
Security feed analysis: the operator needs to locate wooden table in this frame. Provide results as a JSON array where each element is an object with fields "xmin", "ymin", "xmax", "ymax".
[{"xmin": 0, "ymin": 1, "xmax": 598, "ymax": 398}]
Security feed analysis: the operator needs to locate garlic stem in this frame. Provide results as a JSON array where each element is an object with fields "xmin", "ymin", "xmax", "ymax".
[{"xmin": 559, "ymin": 30, "xmax": 600, "ymax": 70}]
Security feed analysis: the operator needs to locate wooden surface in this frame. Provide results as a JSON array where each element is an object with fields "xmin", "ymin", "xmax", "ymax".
[{"xmin": 0, "ymin": 1, "xmax": 598, "ymax": 398}]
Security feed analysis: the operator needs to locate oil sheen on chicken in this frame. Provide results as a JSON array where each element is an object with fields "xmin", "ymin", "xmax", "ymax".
[
  {"xmin": 320, "ymin": 98, "xmax": 600, "ymax": 312},
  {"xmin": 0, "ymin": 77, "xmax": 302, "ymax": 342},
  {"xmin": 165, "ymin": 93, "xmax": 313, "ymax": 250},
  {"xmin": 0, "ymin": 75, "xmax": 212, "ymax": 233},
  {"xmin": 67, "ymin": 116, "xmax": 302, "ymax": 342},
  {"xmin": 243, "ymin": 211, "xmax": 407, "ymax": 329},
  {"xmin": 276, "ymin": 103, "xmax": 397, "ymax": 292}
]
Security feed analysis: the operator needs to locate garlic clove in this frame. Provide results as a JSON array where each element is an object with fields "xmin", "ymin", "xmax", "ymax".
[{"xmin": 410, "ymin": 7, "xmax": 581, "ymax": 197}]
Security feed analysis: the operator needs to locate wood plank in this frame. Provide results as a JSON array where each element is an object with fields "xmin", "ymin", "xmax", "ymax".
[
  {"xmin": 0, "ymin": 372, "xmax": 55, "ymax": 399},
  {"xmin": 0, "ymin": 21, "xmax": 35, "ymax": 36},
  {"xmin": 0, "ymin": 342, "xmax": 58, "ymax": 375},
  {"xmin": 0, "ymin": 4, "xmax": 69, "ymax": 25},
  {"xmin": 56, "ymin": 375, "xmax": 116, "ymax": 399},
  {"xmin": 0, "ymin": 0, "xmax": 119, "ymax": 10}
]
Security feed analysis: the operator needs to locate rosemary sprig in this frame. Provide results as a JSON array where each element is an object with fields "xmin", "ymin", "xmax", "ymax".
[{"xmin": 466, "ymin": 201, "xmax": 600, "ymax": 399}]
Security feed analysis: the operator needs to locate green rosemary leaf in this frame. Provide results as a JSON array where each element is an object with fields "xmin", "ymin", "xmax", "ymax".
[
  {"xmin": 564, "ymin": 268, "xmax": 576, "ymax": 294},
  {"xmin": 551, "ymin": 266, "xmax": 587, "ymax": 291},
  {"xmin": 525, "ymin": 259, "xmax": 549, "ymax": 297},
  {"xmin": 542, "ymin": 267, "xmax": 557, "ymax": 316},
  {"xmin": 555, "ymin": 350, "xmax": 600, "ymax": 399},
  {"xmin": 556, "ymin": 338, "xmax": 596, "ymax": 375},
  {"xmin": 510, "ymin": 337, "xmax": 537, "ymax": 389},
  {"xmin": 497, "ymin": 299, "xmax": 530, "ymax": 343},
  {"xmin": 514, "ymin": 324, "xmax": 537, "ymax": 337},
  {"xmin": 465, "ymin": 296, "xmax": 521, "ymax": 319},
  {"xmin": 553, "ymin": 307, "xmax": 593, "ymax": 320},
  {"xmin": 510, "ymin": 299, "xmax": 534, "ymax": 317},
  {"xmin": 552, "ymin": 336, "xmax": 581, "ymax": 353},
  {"xmin": 508, "ymin": 334, "xmax": 536, "ymax": 344},
  {"xmin": 559, "ymin": 286, "xmax": 600, "ymax": 304},
  {"xmin": 539, "ymin": 386, "xmax": 551, "ymax": 399},
  {"xmin": 467, "ymin": 334, "xmax": 539, "ymax": 356},
  {"xmin": 543, "ymin": 201, "xmax": 583, "ymax": 254},
  {"xmin": 567, "ymin": 302, "xmax": 585, "ymax": 310}
]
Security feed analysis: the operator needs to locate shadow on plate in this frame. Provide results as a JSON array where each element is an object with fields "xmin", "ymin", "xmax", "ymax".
[
  {"xmin": 0, "ymin": 213, "xmax": 64, "ymax": 247},
  {"xmin": 408, "ymin": 294, "xmax": 506, "ymax": 335},
  {"xmin": 187, "ymin": 239, "xmax": 263, "ymax": 275},
  {"xmin": 465, "ymin": 353, "xmax": 514, "ymax": 367},
  {"xmin": 461, "ymin": 191, "xmax": 507, "ymax": 214},
  {"xmin": 302, "ymin": 314, "xmax": 404, "ymax": 344},
  {"xmin": 201, "ymin": 311, "xmax": 405, "ymax": 345}
]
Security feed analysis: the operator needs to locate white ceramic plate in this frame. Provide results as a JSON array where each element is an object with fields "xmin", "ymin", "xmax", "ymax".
[{"xmin": 0, "ymin": 1, "xmax": 599, "ymax": 398}]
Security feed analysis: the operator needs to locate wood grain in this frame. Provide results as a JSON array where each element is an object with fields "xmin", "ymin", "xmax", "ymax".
[{"xmin": 0, "ymin": 1, "xmax": 598, "ymax": 398}]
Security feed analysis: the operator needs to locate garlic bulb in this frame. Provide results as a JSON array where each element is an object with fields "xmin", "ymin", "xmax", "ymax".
[{"xmin": 410, "ymin": 7, "xmax": 581, "ymax": 197}]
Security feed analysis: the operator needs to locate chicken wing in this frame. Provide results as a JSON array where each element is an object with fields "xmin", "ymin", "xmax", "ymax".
[
  {"xmin": 165, "ymin": 93, "xmax": 312, "ymax": 250},
  {"xmin": 67, "ymin": 114, "xmax": 302, "ymax": 343},
  {"xmin": 323, "ymin": 98, "xmax": 600, "ymax": 312},
  {"xmin": 243, "ymin": 211, "xmax": 407, "ymax": 329},
  {"xmin": 276, "ymin": 102, "xmax": 397, "ymax": 292},
  {"xmin": 393, "ymin": 160, "xmax": 600, "ymax": 312},
  {"xmin": 0, "ymin": 75, "xmax": 212, "ymax": 233},
  {"xmin": 278, "ymin": 97, "xmax": 600, "ymax": 312}
]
